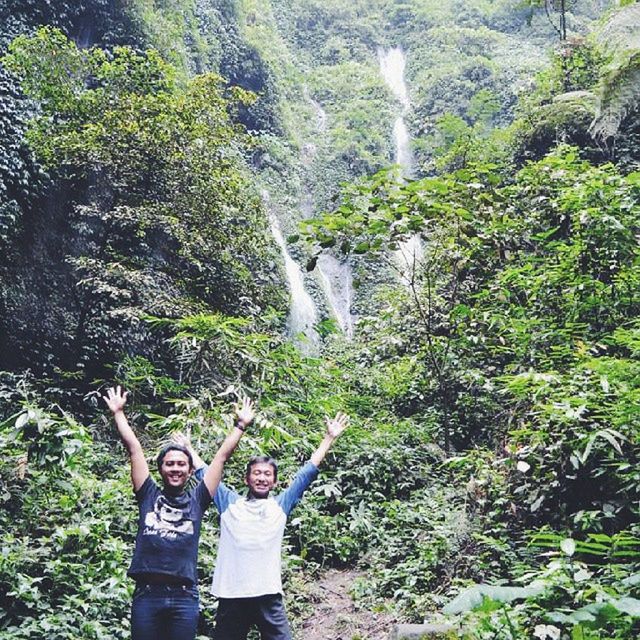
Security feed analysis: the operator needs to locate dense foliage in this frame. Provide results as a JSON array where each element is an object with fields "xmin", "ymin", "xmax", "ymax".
[
  {"xmin": 302, "ymin": 120, "xmax": 640, "ymax": 640},
  {"xmin": 2, "ymin": 1, "xmax": 640, "ymax": 640},
  {"xmin": 1, "ymin": 27, "xmax": 286, "ymax": 381}
]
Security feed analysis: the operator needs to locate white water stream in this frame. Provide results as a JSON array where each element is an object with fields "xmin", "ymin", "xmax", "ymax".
[
  {"xmin": 378, "ymin": 47, "xmax": 423, "ymax": 281},
  {"xmin": 303, "ymin": 89, "xmax": 355, "ymax": 338},
  {"xmin": 317, "ymin": 254, "xmax": 354, "ymax": 337},
  {"xmin": 262, "ymin": 190, "xmax": 319, "ymax": 350}
]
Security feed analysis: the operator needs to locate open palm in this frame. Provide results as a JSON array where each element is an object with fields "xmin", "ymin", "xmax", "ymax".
[
  {"xmin": 103, "ymin": 386, "xmax": 128, "ymax": 414},
  {"xmin": 325, "ymin": 412, "xmax": 349, "ymax": 438}
]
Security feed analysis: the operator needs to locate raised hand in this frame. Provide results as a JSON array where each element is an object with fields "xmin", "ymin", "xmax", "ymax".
[
  {"xmin": 234, "ymin": 396, "xmax": 256, "ymax": 429},
  {"xmin": 103, "ymin": 385, "xmax": 128, "ymax": 414},
  {"xmin": 205, "ymin": 397, "xmax": 256, "ymax": 497},
  {"xmin": 172, "ymin": 431, "xmax": 191, "ymax": 449},
  {"xmin": 325, "ymin": 411, "xmax": 349, "ymax": 439},
  {"xmin": 172, "ymin": 431, "xmax": 206, "ymax": 470},
  {"xmin": 102, "ymin": 385, "xmax": 148, "ymax": 491},
  {"xmin": 311, "ymin": 411, "xmax": 350, "ymax": 467}
]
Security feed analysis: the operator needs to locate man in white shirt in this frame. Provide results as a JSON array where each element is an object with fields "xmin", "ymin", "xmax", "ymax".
[{"xmin": 191, "ymin": 411, "xmax": 349, "ymax": 640}]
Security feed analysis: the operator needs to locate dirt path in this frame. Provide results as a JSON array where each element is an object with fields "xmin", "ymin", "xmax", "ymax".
[{"xmin": 298, "ymin": 569, "xmax": 397, "ymax": 640}]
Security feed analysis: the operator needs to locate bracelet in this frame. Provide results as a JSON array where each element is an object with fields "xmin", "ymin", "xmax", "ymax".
[{"xmin": 235, "ymin": 419, "xmax": 247, "ymax": 431}]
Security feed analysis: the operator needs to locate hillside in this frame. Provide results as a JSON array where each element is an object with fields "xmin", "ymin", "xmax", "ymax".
[{"xmin": 1, "ymin": 1, "xmax": 639, "ymax": 639}]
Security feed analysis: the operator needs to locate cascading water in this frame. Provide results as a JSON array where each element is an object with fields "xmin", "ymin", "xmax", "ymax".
[
  {"xmin": 317, "ymin": 254, "xmax": 354, "ymax": 337},
  {"xmin": 261, "ymin": 190, "xmax": 319, "ymax": 350},
  {"xmin": 378, "ymin": 47, "xmax": 422, "ymax": 279},
  {"xmin": 378, "ymin": 47, "xmax": 410, "ymax": 110},
  {"xmin": 307, "ymin": 91, "xmax": 328, "ymax": 133},
  {"xmin": 302, "ymin": 88, "xmax": 355, "ymax": 338}
]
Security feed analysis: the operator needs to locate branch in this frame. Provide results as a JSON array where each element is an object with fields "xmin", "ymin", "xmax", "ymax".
[{"xmin": 544, "ymin": 0, "xmax": 563, "ymax": 39}]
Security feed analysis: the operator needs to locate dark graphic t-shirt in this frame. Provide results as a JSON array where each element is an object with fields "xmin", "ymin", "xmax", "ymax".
[{"xmin": 128, "ymin": 476, "xmax": 212, "ymax": 585}]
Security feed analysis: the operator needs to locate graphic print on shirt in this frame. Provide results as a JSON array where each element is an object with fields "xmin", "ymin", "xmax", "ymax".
[{"xmin": 143, "ymin": 495, "xmax": 194, "ymax": 539}]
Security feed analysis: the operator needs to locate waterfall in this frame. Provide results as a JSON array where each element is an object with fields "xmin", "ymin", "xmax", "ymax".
[
  {"xmin": 393, "ymin": 118, "xmax": 413, "ymax": 175},
  {"xmin": 317, "ymin": 254, "xmax": 354, "ymax": 338},
  {"xmin": 378, "ymin": 47, "xmax": 422, "ymax": 279},
  {"xmin": 304, "ymin": 86, "xmax": 328, "ymax": 133},
  {"xmin": 262, "ymin": 190, "xmax": 319, "ymax": 350},
  {"xmin": 302, "ymin": 88, "xmax": 355, "ymax": 338},
  {"xmin": 378, "ymin": 47, "xmax": 410, "ymax": 112}
]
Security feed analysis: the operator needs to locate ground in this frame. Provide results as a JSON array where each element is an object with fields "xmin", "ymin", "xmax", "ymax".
[{"xmin": 297, "ymin": 569, "xmax": 398, "ymax": 640}]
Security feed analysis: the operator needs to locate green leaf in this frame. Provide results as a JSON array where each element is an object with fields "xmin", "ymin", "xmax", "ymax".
[
  {"xmin": 443, "ymin": 583, "xmax": 544, "ymax": 614},
  {"xmin": 14, "ymin": 412, "xmax": 29, "ymax": 430},
  {"xmin": 611, "ymin": 597, "xmax": 640, "ymax": 617},
  {"xmin": 622, "ymin": 573, "xmax": 640, "ymax": 587},
  {"xmin": 319, "ymin": 237, "xmax": 336, "ymax": 248}
]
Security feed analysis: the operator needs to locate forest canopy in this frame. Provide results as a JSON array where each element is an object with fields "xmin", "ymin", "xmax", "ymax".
[{"xmin": 1, "ymin": 1, "xmax": 639, "ymax": 640}]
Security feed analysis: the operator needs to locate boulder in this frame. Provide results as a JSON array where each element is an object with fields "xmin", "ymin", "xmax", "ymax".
[{"xmin": 389, "ymin": 623, "xmax": 457, "ymax": 639}]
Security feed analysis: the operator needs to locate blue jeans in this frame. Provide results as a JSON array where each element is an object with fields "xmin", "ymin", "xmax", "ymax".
[{"xmin": 131, "ymin": 583, "xmax": 199, "ymax": 640}]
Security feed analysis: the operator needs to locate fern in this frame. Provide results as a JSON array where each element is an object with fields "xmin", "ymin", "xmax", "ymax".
[
  {"xmin": 589, "ymin": 50, "xmax": 640, "ymax": 140},
  {"xmin": 595, "ymin": 3, "xmax": 640, "ymax": 53},
  {"xmin": 589, "ymin": 4, "xmax": 640, "ymax": 141}
]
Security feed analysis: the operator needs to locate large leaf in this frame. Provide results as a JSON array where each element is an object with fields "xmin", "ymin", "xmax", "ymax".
[
  {"xmin": 612, "ymin": 597, "xmax": 640, "ymax": 617},
  {"xmin": 549, "ymin": 597, "xmax": 640, "ymax": 625},
  {"xmin": 443, "ymin": 582, "xmax": 545, "ymax": 614},
  {"xmin": 560, "ymin": 538, "xmax": 576, "ymax": 557},
  {"xmin": 622, "ymin": 573, "xmax": 640, "ymax": 587}
]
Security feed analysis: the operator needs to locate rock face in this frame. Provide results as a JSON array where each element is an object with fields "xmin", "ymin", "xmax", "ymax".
[{"xmin": 390, "ymin": 623, "xmax": 457, "ymax": 639}]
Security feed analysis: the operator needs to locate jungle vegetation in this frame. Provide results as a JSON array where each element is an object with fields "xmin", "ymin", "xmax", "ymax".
[{"xmin": 1, "ymin": 1, "xmax": 639, "ymax": 639}]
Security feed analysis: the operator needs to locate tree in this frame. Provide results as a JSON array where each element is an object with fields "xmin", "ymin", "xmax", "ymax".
[
  {"xmin": 527, "ymin": 0, "xmax": 572, "ymax": 41},
  {"xmin": 302, "ymin": 145, "xmax": 640, "ymax": 464},
  {"xmin": 1, "ymin": 28, "xmax": 286, "ymax": 379}
]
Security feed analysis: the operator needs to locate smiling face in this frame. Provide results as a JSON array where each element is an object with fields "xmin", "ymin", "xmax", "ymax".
[
  {"xmin": 245, "ymin": 461, "xmax": 277, "ymax": 499},
  {"xmin": 159, "ymin": 449, "xmax": 192, "ymax": 493}
]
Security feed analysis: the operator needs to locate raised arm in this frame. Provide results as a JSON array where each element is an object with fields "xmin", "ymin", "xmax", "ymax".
[
  {"xmin": 310, "ymin": 411, "xmax": 349, "ymax": 467},
  {"xmin": 201, "ymin": 397, "xmax": 256, "ymax": 496},
  {"xmin": 103, "ymin": 386, "xmax": 149, "ymax": 491}
]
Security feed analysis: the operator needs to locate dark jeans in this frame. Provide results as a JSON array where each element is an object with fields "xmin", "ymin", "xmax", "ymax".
[
  {"xmin": 213, "ymin": 594, "xmax": 292, "ymax": 640},
  {"xmin": 131, "ymin": 583, "xmax": 199, "ymax": 640}
]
